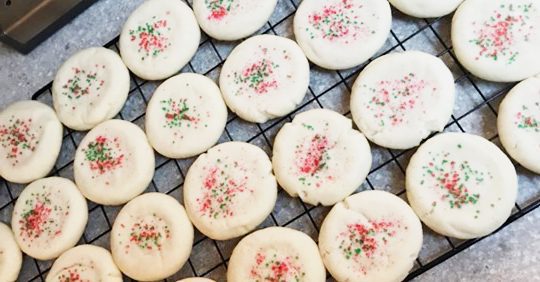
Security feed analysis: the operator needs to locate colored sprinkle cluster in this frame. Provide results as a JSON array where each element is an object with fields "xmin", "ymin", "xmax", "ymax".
[
  {"xmin": 18, "ymin": 189, "xmax": 65, "ymax": 243},
  {"xmin": 84, "ymin": 136, "xmax": 125, "ymax": 174},
  {"xmin": 160, "ymin": 98, "xmax": 201, "ymax": 129},
  {"xmin": 0, "ymin": 117, "xmax": 38, "ymax": 164},
  {"xmin": 422, "ymin": 149, "xmax": 491, "ymax": 210},
  {"xmin": 234, "ymin": 58, "xmax": 280, "ymax": 95},
  {"xmin": 515, "ymin": 103, "xmax": 540, "ymax": 132},
  {"xmin": 205, "ymin": 0, "xmax": 235, "ymax": 20},
  {"xmin": 338, "ymin": 220, "xmax": 397, "ymax": 264},
  {"xmin": 127, "ymin": 217, "xmax": 171, "ymax": 251},
  {"xmin": 129, "ymin": 16, "xmax": 171, "ymax": 60},
  {"xmin": 250, "ymin": 251, "xmax": 306, "ymax": 282},
  {"xmin": 295, "ymin": 132, "xmax": 335, "ymax": 188},
  {"xmin": 470, "ymin": 3, "xmax": 534, "ymax": 64},
  {"xmin": 307, "ymin": 0, "xmax": 371, "ymax": 42},
  {"xmin": 365, "ymin": 73, "xmax": 432, "ymax": 127},
  {"xmin": 197, "ymin": 159, "xmax": 251, "ymax": 219},
  {"xmin": 20, "ymin": 201, "xmax": 51, "ymax": 239},
  {"xmin": 57, "ymin": 267, "xmax": 90, "ymax": 282},
  {"xmin": 62, "ymin": 65, "xmax": 105, "ymax": 100}
]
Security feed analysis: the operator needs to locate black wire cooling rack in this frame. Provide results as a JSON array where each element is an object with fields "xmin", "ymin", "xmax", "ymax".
[{"xmin": 1, "ymin": 0, "xmax": 539, "ymax": 281}]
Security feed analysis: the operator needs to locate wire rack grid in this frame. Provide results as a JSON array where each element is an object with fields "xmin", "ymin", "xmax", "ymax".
[{"xmin": 1, "ymin": 0, "xmax": 539, "ymax": 281}]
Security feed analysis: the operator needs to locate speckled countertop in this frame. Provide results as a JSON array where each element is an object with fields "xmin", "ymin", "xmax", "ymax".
[{"xmin": 0, "ymin": 0, "xmax": 539, "ymax": 281}]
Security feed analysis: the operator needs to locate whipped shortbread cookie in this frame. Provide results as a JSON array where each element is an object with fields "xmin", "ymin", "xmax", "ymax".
[
  {"xmin": 52, "ymin": 47, "xmax": 129, "ymax": 131},
  {"xmin": 11, "ymin": 177, "xmax": 88, "ymax": 260},
  {"xmin": 319, "ymin": 190, "xmax": 423, "ymax": 282},
  {"xmin": 406, "ymin": 132, "xmax": 518, "ymax": 239},
  {"xmin": 193, "ymin": 0, "xmax": 277, "ymax": 41},
  {"xmin": 0, "ymin": 101, "xmax": 62, "ymax": 184},
  {"xmin": 272, "ymin": 109, "xmax": 371, "ymax": 206},
  {"xmin": 351, "ymin": 51, "xmax": 455, "ymax": 149},
  {"xmin": 119, "ymin": 0, "xmax": 200, "ymax": 80},
  {"xmin": 452, "ymin": 0, "xmax": 540, "ymax": 82},
  {"xmin": 219, "ymin": 35, "xmax": 310, "ymax": 123},
  {"xmin": 294, "ymin": 0, "xmax": 392, "ymax": 69}
]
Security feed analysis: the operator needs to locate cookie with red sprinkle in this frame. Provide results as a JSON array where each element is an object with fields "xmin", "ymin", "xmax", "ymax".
[
  {"xmin": 498, "ymin": 76, "xmax": 540, "ymax": 174},
  {"xmin": 193, "ymin": 0, "xmax": 277, "ymax": 41},
  {"xmin": 145, "ymin": 73, "xmax": 227, "ymax": 158},
  {"xmin": 46, "ymin": 244, "xmax": 122, "ymax": 282},
  {"xmin": 319, "ymin": 190, "xmax": 422, "ymax": 282},
  {"xmin": 219, "ymin": 35, "xmax": 310, "ymax": 123},
  {"xmin": 111, "ymin": 193, "xmax": 193, "ymax": 281},
  {"xmin": 452, "ymin": 0, "xmax": 540, "ymax": 82},
  {"xmin": 389, "ymin": 0, "xmax": 464, "ymax": 18},
  {"xmin": 273, "ymin": 109, "xmax": 372, "ymax": 206},
  {"xmin": 52, "ymin": 47, "xmax": 129, "ymax": 131},
  {"xmin": 11, "ymin": 177, "xmax": 88, "ymax": 260},
  {"xmin": 227, "ymin": 227, "xmax": 325, "ymax": 282},
  {"xmin": 0, "ymin": 100, "xmax": 63, "ymax": 184},
  {"xmin": 406, "ymin": 132, "xmax": 518, "ymax": 239},
  {"xmin": 0, "ymin": 222, "xmax": 22, "ymax": 281},
  {"xmin": 294, "ymin": 0, "xmax": 392, "ymax": 70},
  {"xmin": 119, "ymin": 0, "xmax": 200, "ymax": 80},
  {"xmin": 350, "ymin": 51, "xmax": 455, "ymax": 149},
  {"xmin": 74, "ymin": 119, "xmax": 155, "ymax": 205},
  {"xmin": 183, "ymin": 142, "xmax": 277, "ymax": 240}
]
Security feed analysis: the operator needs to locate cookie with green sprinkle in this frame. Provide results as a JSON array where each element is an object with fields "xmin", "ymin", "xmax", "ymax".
[
  {"xmin": 111, "ymin": 193, "xmax": 193, "ymax": 281},
  {"xmin": 74, "ymin": 119, "xmax": 154, "ymax": 205},
  {"xmin": 452, "ymin": 0, "xmax": 540, "ymax": 82},
  {"xmin": 145, "ymin": 73, "xmax": 227, "ymax": 159},
  {"xmin": 0, "ymin": 100, "xmax": 63, "ymax": 184},
  {"xmin": 183, "ymin": 141, "xmax": 277, "ymax": 240},
  {"xmin": 406, "ymin": 132, "xmax": 518, "ymax": 239},
  {"xmin": 498, "ymin": 76, "xmax": 540, "ymax": 174},
  {"xmin": 228, "ymin": 227, "xmax": 325, "ymax": 282},
  {"xmin": 46, "ymin": 245, "xmax": 122, "ymax": 282},
  {"xmin": 193, "ymin": 0, "xmax": 277, "ymax": 41},
  {"xmin": 52, "ymin": 47, "xmax": 129, "ymax": 131},
  {"xmin": 319, "ymin": 190, "xmax": 422, "ymax": 282},
  {"xmin": 119, "ymin": 0, "xmax": 200, "ymax": 80},
  {"xmin": 12, "ymin": 177, "xmax": 88, "ymax": 260}
]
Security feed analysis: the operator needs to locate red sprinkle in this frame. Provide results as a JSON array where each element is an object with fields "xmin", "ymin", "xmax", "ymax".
[{"xmin": 250, "ymin": 251, "xmax": 305, "ymax": 281}]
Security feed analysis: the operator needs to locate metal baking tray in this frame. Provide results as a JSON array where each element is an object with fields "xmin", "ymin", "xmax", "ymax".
[{"xmin": 0, "ymin": 0, "xmax": 96, "ymax": 54}]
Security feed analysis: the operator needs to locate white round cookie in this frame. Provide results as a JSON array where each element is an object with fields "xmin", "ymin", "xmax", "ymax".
[
  {"xmin": 184, "ymin": 142, "xmax": 277, "ymax": 240},
  {"xmin": 46, "ymin": 245, "xmax": 122, "ymax": 282},
  {"xmin": 227, "ymin": 227, "xmax": 326, "ymax": 282},
  {"xmin": 273, "ymin": 109, "xmax": 372, "ymax": 206},
  {"xmin": 389, "ymin": 0, "xmax": 464, "ymax": 18},
  {"xmin": 52, "ymin": 47, "xmax": 129, "ymax": 131},
  {"xmin": 452, "ymin": 0, "xmax": 540, "ymax": 82},
  {"xmin": 74, "ymin": 119, "xmax": 155, "ymax": 205},
  {"xmin": 11, "ymin": 177, "xmax": 88, "ymax": 260},
  {"xmin": 193, "ymin": 0, "xmax": 277, "ymax": 41},
  {"xmin": 406, "ymin": 132, "xmax": 518, "ymax": 239},
  {"xmin": 177, "ymin": 278, "xmax": 215, "ymax": 282},
  {"xmin": 498, "ymin": 77, "xmax": 540, "ymax": 174},
  {"xmin": 111, "ymin": 192, "xmax": 193, "ymax": 281},
  {"xmin": 119, "ymin": 0, "xmax": 200, "ymax": 80},
  {"xmin": 146, "ymin": 73, "xmax": 227, "ymax": 158},
  {"xmin": 351, "ymin": 51, "xmax": 455, "ymax": 149},
  {"xmin": 294, "ymin": 0, "xmax": 392, "ymax": 70},
  {"xmin": 319, "ymin": 190, "xmax": 423, "ymax": 282},
  {"xmin": 0, "ymin": 223, "xmax": 22, "ymax": 281},
  {"xmin": 0, "ymin": 100, "xmax": 62, "ymax": 184},
  {"xmin": 219, "ymin": 35, "xmax": 310, "ymax": 123}
]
